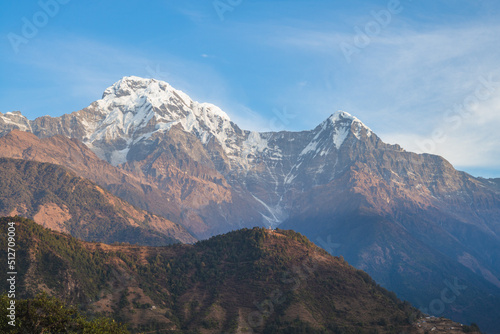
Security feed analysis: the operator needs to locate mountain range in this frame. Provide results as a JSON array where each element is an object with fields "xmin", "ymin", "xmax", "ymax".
[{"xmin": 1, "ymin": 76, "xmax": 499, "ymax": 331}]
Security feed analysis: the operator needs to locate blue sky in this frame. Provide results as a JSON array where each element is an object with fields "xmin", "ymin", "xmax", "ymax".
[{"xmin": 1, "ymin": 0, "xmax": 500, "ymax": 177}]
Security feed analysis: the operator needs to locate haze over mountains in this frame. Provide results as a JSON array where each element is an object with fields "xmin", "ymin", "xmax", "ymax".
[{"xmin": 1, "ymin": 76, "xmax": 499, "ymax": 331}]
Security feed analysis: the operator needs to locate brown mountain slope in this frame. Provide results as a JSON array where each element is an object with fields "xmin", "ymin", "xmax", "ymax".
[
  {"xmin": 0, "ymin": 158, "xmax": 195, "ymax": 245},
  {"xmin": 280, "ymin": 140, "xmax": 500, "ymax": 333},
  {"xmin": 0, "ymin": 129, "xmax": 265, "ymax": 237},
  {"xmin": 119, "ymin": 125, "xmax": 265, "ymax": 236},
  {"xmin": 0, "ymin": 130, "xmax": 177, "ymax": 219},
  {"xmin": 0, "ymin": 129, "xmax": 251, "ymax": 235},
  {"xmin": 0, "ymin": 217, "xmax": 481, "ymax": 333}
]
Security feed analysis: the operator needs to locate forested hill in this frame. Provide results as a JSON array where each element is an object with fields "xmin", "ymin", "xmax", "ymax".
[{"xmin": 0, "ymin": 217, "xmax": 481, "ymax": 333}]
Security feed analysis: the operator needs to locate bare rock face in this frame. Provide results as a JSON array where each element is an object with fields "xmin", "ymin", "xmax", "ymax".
[
  {"xmin": 1, "ymin": 76, "xmax": 500, "ymax": 331},
  {"xmin": 0, "ymin": 111, "xmax": 33, "ymax": 137}
]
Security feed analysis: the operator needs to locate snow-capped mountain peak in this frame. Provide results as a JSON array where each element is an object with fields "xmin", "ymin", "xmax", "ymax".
[
  {"xmin": 298, "ymin": 110, "xmax": 373, "ymax": 157},
  {"xmin": 328, "ymin": 111, "xmax": 372, "ymax": 136},
  {"xmin": 82, "ymin": 76, "xmax": 237, "ymax": 165},
  {"xmin": 328, "ymin": 110, "xmax": 373, "ymax": 144},
  {"xmin": 99, "ymin": 76, "xmax": 193, "ymax": 113},
  {"xmin": 0, "ymin": 111, "xmax": 33, "ymax": 134},
  {"xmin": 100, "ymin": 76, "xmax": 231, "ymax": 121}
]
